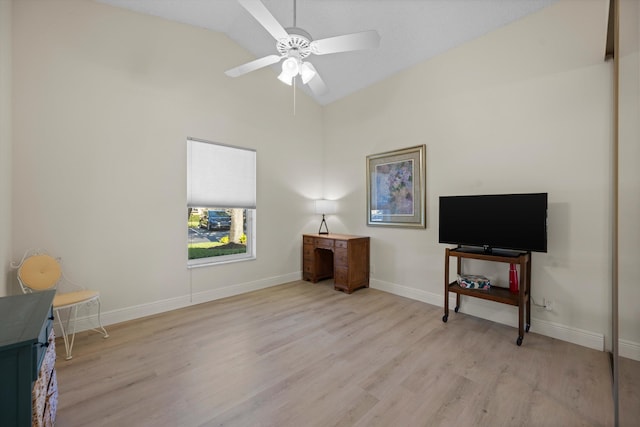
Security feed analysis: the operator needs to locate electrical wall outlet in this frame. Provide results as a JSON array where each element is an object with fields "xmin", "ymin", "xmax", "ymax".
[{"xmin": 544, "ymin": 298, "xmax": 553, "ymax": 311}]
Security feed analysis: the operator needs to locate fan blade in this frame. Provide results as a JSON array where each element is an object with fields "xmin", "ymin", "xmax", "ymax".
[
  {"xmin": 310, "ymin": 30, "xmax": 380, "ymax": 55},
  {"xmin": 304, "ymin": 63, "xmax": 329, "ymax": 96},
  {"xmin": 238, "ymin": 0, "xmax": 289, "ymax": 42},
  {"xmin": 225, "ymin": 54, "xmax": 283, "ymax": 78}
]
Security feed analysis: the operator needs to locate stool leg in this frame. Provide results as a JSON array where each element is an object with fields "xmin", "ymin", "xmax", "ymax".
[
  {"xmin": 96, "ymin": 298, "xmax": 109, "ymax": 338},
  {"xmin": 55, "ymin": 307, "xmax": 74, "ymax": 360}
]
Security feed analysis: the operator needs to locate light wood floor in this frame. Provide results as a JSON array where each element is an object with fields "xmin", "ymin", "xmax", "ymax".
[{"xmin": 55, "ymin": 280, "xmax": 619, "ymax": 427}]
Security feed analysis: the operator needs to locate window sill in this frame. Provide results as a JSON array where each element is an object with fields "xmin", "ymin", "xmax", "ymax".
[{"xmin": 187, "ymin": 254, "xmax": 256, "ymax": 269}]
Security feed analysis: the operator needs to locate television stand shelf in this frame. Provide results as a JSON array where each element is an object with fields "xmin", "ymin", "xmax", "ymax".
[{"xmin": 442, "ymin": 247, "xmax": 531, "ymax": 346}]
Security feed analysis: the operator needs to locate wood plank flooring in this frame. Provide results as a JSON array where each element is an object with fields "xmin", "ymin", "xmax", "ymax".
[{"xmin": 54, "ymin": 280, "xmax": 618, "ymax": 426}]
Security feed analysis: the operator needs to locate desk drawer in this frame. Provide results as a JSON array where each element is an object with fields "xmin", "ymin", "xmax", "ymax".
[
  {"xmin": 334, "ymin": 267, "xmax": 348, "ymax": 286},
  {"xmin": 303, "ymin": 244, "xmax": 314, "ymax": 259},
  {"xmin": 335, "ymin": 248, "xmax": 348, "ymax": 267},
  {"xmin": 335, "ymin": 240, "xmax": 348, "ymax": 249},
  {"xmin": 315, "ymin": 238, "xmax": 334, "ymax": 249},
  {"xmin": 303, "ymin": 236, "xmax": 314, "ymax": 245},
  {"xmin": 303, "ymin": 263, "xmax": 315, "ymax": 274}
]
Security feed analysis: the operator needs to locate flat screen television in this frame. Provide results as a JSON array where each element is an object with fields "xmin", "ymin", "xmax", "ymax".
[{"xmin": 439, "ymin": 193, "xmax": 548, "ymax": 253}]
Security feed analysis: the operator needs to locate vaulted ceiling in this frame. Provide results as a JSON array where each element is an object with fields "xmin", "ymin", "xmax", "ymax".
[{"xmin": 96, "ymin": 0, "xmax": 559, "ymax": 105}]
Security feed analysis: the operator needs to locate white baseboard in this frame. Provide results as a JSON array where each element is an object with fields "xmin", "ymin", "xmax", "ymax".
[
  {"xmin": 370, "ymin": 278, "xmax": 607, "ymax": 353},
  {"xmin": 370, "ymin": 277, "xmax": 446, "ymax": 307},
  {"xmin": 620, "ymin": 338, "xmax": 640, "ymax": 361},
  {"xmin": 531, "ymin": 318, "xmax": 604, "ymax": 352},
  {"xmin": 54, "ymin": 273, "xmax": 639, "ymax": 362},
  {"xmin": 52, "ymin": 293, "xmax": 192, "ymax": 338},
  {"xmin": 190, "ymin": 272, "xmax": 300, "ymax": 305},
  {"xmin": 56, "ymin": 272, "xmax": 301, "ymax": 336}
]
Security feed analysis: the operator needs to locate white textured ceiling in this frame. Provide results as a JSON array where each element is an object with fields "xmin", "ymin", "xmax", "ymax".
[{"xmin": 96, "ymin": 0, "xmax": 558, "ymax": 105}]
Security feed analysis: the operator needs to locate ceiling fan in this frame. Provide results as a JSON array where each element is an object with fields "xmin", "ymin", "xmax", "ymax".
[{"xmin": 225, "ymin": 0, "xmax": 381, "ymax": 96}]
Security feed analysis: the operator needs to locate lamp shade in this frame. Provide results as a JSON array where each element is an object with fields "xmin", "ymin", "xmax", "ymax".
[
  {"xmin": 278, "ymin": 57, "xmax": 299, "ymax": 85},
  {"xmin": 315, "ymin": 199, "xmax": 337, "ymax": 215},
  {"xmin": 300, "ymin": 62, "xmax": 317, "ymax": 84},
  {"xmin": 282, "ymin": 57, "xmax": 299, "ymax": 75},
  {"xmin": 277, "ymin": 70, "xmax": 294, "ymax": 85}
]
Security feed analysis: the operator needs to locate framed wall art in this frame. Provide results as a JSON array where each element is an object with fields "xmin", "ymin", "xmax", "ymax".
[{"xmin": 366, "ymin": 145, "xmax": 426, "ymax": 228}]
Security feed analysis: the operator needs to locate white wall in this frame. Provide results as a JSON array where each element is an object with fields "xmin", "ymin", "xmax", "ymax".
[
  {"xmin": 9, "ymin": 0, "xmax": 631, "ymax": 355},
  {"xmin": 11, "ymin": 0, "xmax": 323, "ymax": 322},
  {"xmin": 0, "ymin": 0, "xmax": 12, "ymax": 297},
  {"xmin": 323, "ymin": 0, "xmax": 614, "ymax": 351}
]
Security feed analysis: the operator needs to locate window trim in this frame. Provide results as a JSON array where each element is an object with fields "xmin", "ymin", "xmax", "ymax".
[{"xmin": 186, "ymin": 137, "xmax": 257, "ymax": 267}]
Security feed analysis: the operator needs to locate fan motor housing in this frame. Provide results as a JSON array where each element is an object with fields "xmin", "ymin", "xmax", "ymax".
[{"xmin": 277, "ymin": 27, "xmax": 312, "ymax": 58}]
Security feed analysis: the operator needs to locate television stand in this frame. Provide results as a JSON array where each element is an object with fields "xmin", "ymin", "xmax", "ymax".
[
  {"xmin": 442, "ymin": 246, "xmax": 531, "ymax": 346},
  {"xmin": 454, "ymin": 246, "xmax": 523, "ymax": 257}
]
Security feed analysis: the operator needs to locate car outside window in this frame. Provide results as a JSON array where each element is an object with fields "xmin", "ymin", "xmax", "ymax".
[{"xmin": 188, "ymin": 208, "xmax": 252, "ymax": 264}]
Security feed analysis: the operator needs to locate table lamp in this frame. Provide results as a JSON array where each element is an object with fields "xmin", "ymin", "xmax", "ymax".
[{"xmin": 315, "ymin": 199, "xmax": 337, "ymax": 235}]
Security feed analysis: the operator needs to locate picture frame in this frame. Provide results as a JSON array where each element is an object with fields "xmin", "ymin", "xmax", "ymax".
[{"xmin": 366, "ymin": 144, "xmax": 426, "ymax": 228}]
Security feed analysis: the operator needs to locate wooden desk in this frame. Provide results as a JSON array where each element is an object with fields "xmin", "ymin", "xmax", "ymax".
[{"xmin": 302, "ymin": 233, "xmax": 370, "ymax": 294}]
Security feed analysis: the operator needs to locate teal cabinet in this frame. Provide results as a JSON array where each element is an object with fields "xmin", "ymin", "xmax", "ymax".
[{"xmin": 0, "ymin": 290, "xmax": 55, "ymax": 426}]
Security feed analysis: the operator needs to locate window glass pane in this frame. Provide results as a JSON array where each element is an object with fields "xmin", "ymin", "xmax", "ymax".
[{"xmin": 188, "ymin": 208, "xmax": 249, "ymax": 261}]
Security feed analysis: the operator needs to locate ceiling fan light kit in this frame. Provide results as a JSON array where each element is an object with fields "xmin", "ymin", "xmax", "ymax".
[
  {"xmin": 300, "ymin": 62, "xmax": 316, "ymax": 84},
  {"xmin": 277, "ymin": 58, "xmax": 316, "ymax": 86},
  {"xmin": 226, "ymin": 0, "xmax": 380, "ymax": 98},
  {"xmin": 277, "ymin": 57, "xmax": 299, "ymax": 85}
]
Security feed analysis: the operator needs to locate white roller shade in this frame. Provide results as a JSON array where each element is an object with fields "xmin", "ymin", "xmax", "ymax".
[{"xmin": 187, "ymin": 138, "xmax": 256, "ymax": 209}]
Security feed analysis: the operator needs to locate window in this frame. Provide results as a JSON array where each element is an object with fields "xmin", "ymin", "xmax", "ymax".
[{"xmin": 187, "ymin": 138, "xmax": 256, "ymax": 266}]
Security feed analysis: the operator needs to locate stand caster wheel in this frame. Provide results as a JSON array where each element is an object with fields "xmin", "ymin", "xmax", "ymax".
[
  {"xmin": 442, "ymin": 315, "xmax": 448, "ymax": 323},
  {"xmin": 454, "ymin": 306, "xmax": 459, "ymax": 313},
  {"xmin": 525, "ymin": 324, "xmax": 530, "ymax": 333},
  {"xmin": 516, "ymin": 336, "xmax": 523, "ymax": 346}
]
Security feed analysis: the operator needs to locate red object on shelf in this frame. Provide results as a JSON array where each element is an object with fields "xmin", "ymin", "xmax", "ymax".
[{"xmin": 509, "ymin": 263, "xmax": 519, "ymax": 293}]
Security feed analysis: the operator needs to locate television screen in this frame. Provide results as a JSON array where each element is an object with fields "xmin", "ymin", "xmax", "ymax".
[{"xmin": 439, "ymin": 193, "xmax": 548, "ymax": 253}]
